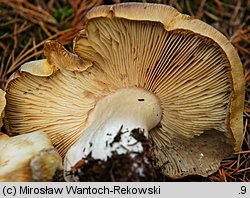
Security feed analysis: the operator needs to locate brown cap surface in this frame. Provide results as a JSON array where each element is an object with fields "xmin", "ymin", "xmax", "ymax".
[{"xmin": 0, "ymin": 89, "xmax": 6, "ymax": 128}]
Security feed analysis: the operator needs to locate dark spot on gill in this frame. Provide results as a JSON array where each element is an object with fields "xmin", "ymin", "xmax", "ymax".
[
  {"xmin": 155, "ymin": 59, "xmax": 160, "ymax": 66},
  {"xmin": 138, "ymin": 98, "xmax": 144, "ymax": 101},
  {"xmin": 156, "ymin": 122, "xmax": 162, "ymax": 128},
  {"xmin": 163, "ymin": 160, "xmax": 170, "ymax": 166}
]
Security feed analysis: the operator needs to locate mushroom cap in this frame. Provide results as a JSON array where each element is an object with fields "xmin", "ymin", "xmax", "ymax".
[
  {"xmin": 4, "ymin": 3, "xmax": 244, "ymax": 178},
  {"xmin": 0, "ymin": 131, "xmax": 62, "ymax": 182},
  {"xmin": 78, "ymin": 2, "xmax": 244, "ymax": 150},
  {"xmin": 0, "ymin": 89, "xmax": 6, "ymax": 128}
]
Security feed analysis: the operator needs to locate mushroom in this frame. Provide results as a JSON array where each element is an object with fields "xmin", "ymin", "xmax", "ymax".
[
  {"xmin": 0, "ymin": 131, "xmax": 62, "ymax": 182},
  {"xmin": 4, "ymin": 3, "xmax": 245, "ymax": 180}
]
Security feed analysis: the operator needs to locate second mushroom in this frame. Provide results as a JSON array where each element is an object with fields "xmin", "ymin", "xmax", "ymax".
[{"xmin": 4, "ymin": 3, "xmax": 245, "ymax": 181}]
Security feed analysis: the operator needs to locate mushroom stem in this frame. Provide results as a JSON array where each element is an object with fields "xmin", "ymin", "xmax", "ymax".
[{"xmin": 64, "ymin": 87, "xmax": 162, "ymax": 178}]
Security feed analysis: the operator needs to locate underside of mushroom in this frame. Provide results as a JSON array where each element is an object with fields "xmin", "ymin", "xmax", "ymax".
[{"xmin": 3, "ymin": 3, "xmax": 245, "ymax": 181}]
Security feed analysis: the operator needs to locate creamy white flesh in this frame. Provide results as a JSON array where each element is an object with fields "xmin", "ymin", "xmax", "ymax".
[{"xmin": 64, "ymin": 87, "xmax": 161, "ymax": 173}]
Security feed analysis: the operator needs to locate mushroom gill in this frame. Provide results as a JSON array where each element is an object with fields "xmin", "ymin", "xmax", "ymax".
[{"xmin": 4, "ymin": 3, "xmax": 244, "ymax": 179}]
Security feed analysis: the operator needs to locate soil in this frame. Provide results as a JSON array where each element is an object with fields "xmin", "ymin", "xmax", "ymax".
[{"xmin": 64, "ymin": 129, "xmax": 167, "ymax": 182}]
